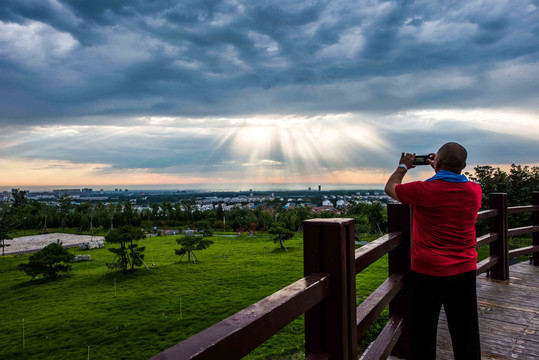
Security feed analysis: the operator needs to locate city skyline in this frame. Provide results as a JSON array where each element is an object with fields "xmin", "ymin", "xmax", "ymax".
[{"xmin": 1, "ymin": 1, "xmax": 538, "ymax": 189}]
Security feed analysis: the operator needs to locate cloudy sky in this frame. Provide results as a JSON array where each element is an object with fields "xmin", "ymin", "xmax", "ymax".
[{"xmin": 1, "ymin": 0, "xmax": 538, "ymax": 190}]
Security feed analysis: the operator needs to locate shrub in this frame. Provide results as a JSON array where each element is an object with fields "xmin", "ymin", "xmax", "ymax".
[{"xmin": 17, "ymin": 242, "xmax": 75, "ymax": 279}]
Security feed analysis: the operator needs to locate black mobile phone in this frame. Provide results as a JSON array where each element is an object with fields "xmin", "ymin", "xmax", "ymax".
[{"xmin": 413, "ymin": 154, "xmax": 433, "ymax": 166}]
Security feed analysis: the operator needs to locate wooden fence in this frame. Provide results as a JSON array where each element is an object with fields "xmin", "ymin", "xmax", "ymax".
[{"xmin": 150, "ymin": 192, "xmax": 539, "ymax": 360}]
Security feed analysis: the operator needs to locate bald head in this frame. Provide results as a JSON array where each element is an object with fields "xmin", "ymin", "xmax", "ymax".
[{"xmin": 436, "ymin": 142, "xmax": 467, "ymax": 174}]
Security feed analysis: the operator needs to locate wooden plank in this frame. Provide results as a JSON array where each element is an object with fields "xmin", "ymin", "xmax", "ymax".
[
  {"xmin": 356, "ymin": 273, "xmax": 404, "ymax": 339},
  {"xmin": 354, "ymin": 232, "xmax": 402, "ymax": 274},
  {"xmin": 532, "ymin": 193, "xmax": 539, "ymax": 266},
  {"xmin": 478, "ymin": 209, "xmax": 498, "ymax": 220},
  {"xmin": 304, "ymin": 219, "xmax": 357, "ymax": 360},
  {"xmin": 476, "ymin": 232, "xmax": 498, "ymax": 248},
  {"xmin": 477, "ymin": 256, "xmax": 499, "ymax": 275},
  {"xmin": 149, "ymin": 273, "xmax": 330, "ymax": 360},
  {"xmin": 508, "ymin": 225, "xmax": 539, "ymax": 238},
  {"xmin": 509, "ymin": 245, "xmax": 539, "ymax": 259},
  {"xmin": 360, "ymin": 315, "xmax": 403, "ymax": 360},
  {"xmin": 507, "ymin": 205, "xmax": 539, "ymax": 214},
  {"xmin": 436, "ymin": 262, "xmax": 539, "ymax": 360},
  {"xmin": 489, "ymin": 193, "xmax": 509, "ymax": 280}
]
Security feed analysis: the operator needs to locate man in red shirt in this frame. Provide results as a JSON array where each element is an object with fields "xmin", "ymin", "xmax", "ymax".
[{"xmin": 385, "ymin": 142, "xmax": 482, "ymax": 360}]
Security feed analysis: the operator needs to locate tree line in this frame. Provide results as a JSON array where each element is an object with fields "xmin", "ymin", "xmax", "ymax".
[{"xmin": 2, "ymin": 163, "xmax": 537, "ymax": 242}]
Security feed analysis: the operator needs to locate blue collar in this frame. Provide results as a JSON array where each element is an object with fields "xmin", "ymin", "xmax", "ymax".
[{"xmin": 425, "ymin": 170, "xmax": 469, "ymax": 183}]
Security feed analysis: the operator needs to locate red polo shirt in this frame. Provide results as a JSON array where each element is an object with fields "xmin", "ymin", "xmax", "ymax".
[{"xmin": 395, "ymin": 179, "xmax": 482, "ymax": 276}]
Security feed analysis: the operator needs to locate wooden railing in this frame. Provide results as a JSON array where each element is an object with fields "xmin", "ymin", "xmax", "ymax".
[
  {"xmin": 150, "ymin": 192, "xmax": 539, "ymax": 360},
  {"xmin": 475, "ymin": 192, "xmax": 539, "ymax": 279}
]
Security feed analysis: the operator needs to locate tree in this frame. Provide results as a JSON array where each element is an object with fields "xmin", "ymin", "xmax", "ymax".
[
  {"xmin": 465, "ymin": 166, "xmax": 509, "ymax": 208},
  {"xmin": 197, "ymin": 220, "xmax": 213, "ymax": 237},
  {"xmin": 212, "ymin": 219, "xmax": 226, "ymax": 231},
  {"xmin": 151, "ymin": 203, "xmax": 160, "ymax": 220},
  {"xmin": 367, "ymin": 202, "xmax": 387, "ymax": 235},
  {"xmin": 466, "ymin": 164, "xmax": 539, "ymax": 229},
  {"xmin": 0, "ymin": 215, "xmax": 12, "ymax": 256},
  {"xmin": 175, "ymin": 235, "xmax": 213, "ymax": 263},
  {"xmin": 11, "ymin": 189, "xmax": 29, "ymax": 209},
  {"xmin": 105, "ymin": 226, "xmax": 146, "ymax": 274},
  {"xmin": 216, "ymin": 204, "xmax": 225, "ymax": 221},
  {"xmin": 466, "ymin": 164, "xmax": 539, "ymax": 207},
  {"xmin": 58, "ymin": 194, "xmax": 72, "ymax": 229},
  {"xmin": 17, "ymin": 242, "xmax": 75, "ymax": 279},
  {"xmin": 268, "ymin": 222, "xmax": 294, "ymax": 251}
]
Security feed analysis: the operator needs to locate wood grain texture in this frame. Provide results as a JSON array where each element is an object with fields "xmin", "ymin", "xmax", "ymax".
[{"xmin": 435, "ymin": 262, "xmax": 539, "ymax": 360}]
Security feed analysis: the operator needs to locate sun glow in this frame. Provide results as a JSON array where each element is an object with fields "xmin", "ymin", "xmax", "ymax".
[
  {"xmin": 213, "ymin": 114, "xmax": 389, "ymax": 185},
  {"xmin": 2, "ymin": 109, "xmax": 538, "ymax": 190}
]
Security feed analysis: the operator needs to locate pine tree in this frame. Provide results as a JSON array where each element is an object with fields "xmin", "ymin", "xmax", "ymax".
[
  {"xmin": 17, "ymin": 242, "xmax": 75, "ymax": 279},
  {"xmin": 175, "ymin": 235, "xmax": 213, "ymax": 263},
  {"xmin": 105, "ymin": 226, "xmax": 146, "ymax": 274},
  {"xmin": 268, "ymin": 222, "xmax": 293, "ymax": 251}
]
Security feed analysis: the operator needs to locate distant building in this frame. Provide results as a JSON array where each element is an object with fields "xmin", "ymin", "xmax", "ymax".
[
  {"xmin": 318, "ymin": 185, "xmax": 321, "ymax": 191},
  {"xmin": 322, "ymin": 199, "xmax": 333, "ymax": 207},
  {"xmin": 1, "ymin": 191, "xmax": 11, "ymax": 202},
  {"xmin": 311, "ymin": 206, "xmax": 337, "ymax": 214},
  {"xmin": 53, "ymin": 189, "xmax": 81, "ymax": 196}
]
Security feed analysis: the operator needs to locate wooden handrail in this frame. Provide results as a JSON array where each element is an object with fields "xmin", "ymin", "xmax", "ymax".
[
  {"xmin": 360, "ymin": 315, "xmax": 404, "ymax": 360},
  {"xmin": 356, "ymin": 273, "xmax": 404, "ymax": 339},
  {"xmin": 507, "ymin": 205, "xmax": 539, "ymax": 214},
  {"xmin": 476, "ymin": 233, "xmax": 498, "ymax": 248},
  {"xmin": 508, "ymin": 225, "xmax": 539, "ymax": 237},
  {"xmin": 477, "ymin": 256, "xmax": 499, "ymax": 275},
  {"xmin": 150, "ymin": 273, "xmax": 330, "ymax": 360},
  {"xmin": 355, "ymin": 232, "xmax": 402, "ymax": 274},
  {"xmin": 508, "ymin": 245, "xmax": 539, "ymax": 259},
  {"xmin": 477, "ymin": 209, "xmax": 498, "ymax": 220}
]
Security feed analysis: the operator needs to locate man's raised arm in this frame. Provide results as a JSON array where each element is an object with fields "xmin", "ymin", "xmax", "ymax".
[{"xmin": 384, "ymin": 152, "xmax": 416, "ymax": 201}]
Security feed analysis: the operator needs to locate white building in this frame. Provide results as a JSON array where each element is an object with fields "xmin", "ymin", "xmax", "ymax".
[{"xmin": 322, "ymin": 199, "xmax": 334, "ymax": 207}]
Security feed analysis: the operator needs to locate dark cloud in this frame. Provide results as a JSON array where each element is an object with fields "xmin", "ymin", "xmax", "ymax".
[
  {"xmin": 0, "ymin": 0, "xmax": 538, "ymax": 124},
  {"xmin": 1, "ymin": 0, "xmax": 538, "ymax": 186}
]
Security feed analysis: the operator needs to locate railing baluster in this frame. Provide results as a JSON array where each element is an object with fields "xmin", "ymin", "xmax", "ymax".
[
  {"xmin": 533, "ymin": 192, "xmax": 539, "ymax": 266},
  {"xmin": 303, "ymin": 219, "xmax": 357, "ymax": 360},
  {"xmin": 489, "ymin": 193, "xmax": 509, "ymax": 280},
  {"xmin": 387, "ymin": 204, "xmax": 412, "ymax": 359}
]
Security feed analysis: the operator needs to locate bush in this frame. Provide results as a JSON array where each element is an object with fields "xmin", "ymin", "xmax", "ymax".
[{"xmin": 17, "ymin": 242, "xmax": 75, "ymax": 279}]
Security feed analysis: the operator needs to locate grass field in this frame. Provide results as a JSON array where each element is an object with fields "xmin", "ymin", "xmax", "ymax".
[
  {"xmin": 0, "ymin": 232, "xmax": 392, "ymax": 360},
  {"xmin": 1, "ymin": 230, "xmax": 526, "ymax": 360}
]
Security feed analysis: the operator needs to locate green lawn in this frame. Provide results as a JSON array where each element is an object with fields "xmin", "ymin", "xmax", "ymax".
[
  {"xmin": 0, "ymin": 232, "xmax": 392, "ymax": 360},
  {"xmin": 3, "ymin": 231, "xmax": 522, "ymax": 360}
]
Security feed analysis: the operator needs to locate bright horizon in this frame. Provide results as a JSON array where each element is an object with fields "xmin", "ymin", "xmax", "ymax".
[{"xmin": 1, "ymin": 1, "xmax": 538, "ymax": 188}]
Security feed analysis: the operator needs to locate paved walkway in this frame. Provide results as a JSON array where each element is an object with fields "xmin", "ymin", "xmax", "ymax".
[{"xmin": 3, "ymin": 233, "xmax": 105, "ymax": 255}]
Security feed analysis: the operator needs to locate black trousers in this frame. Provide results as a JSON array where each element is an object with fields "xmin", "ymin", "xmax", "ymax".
[{"xmin": 410, "ymin": 270, "xmax": 481, "ymax": 360}]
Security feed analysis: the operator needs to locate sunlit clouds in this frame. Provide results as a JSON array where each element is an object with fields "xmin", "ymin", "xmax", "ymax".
[
  {"xmin": 1, "ymin": 1, "xmax": 539, "ymax": 189},
  {"xmin": 1, "ymin": 109, "xmax": 538, "ymax": 190}
]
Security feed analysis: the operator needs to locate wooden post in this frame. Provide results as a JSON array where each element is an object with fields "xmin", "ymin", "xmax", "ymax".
[
  {"xmin": 303, "ymin": 218, "xmax": 357, "ymax": 360},
  {"xmin": 387, "ymin": 204, "xmax": 413, "ymax": 359},
  {"xmin": 533, "ymin": 192, "xmax": 539, "ymax": 266},
  {"xmin": 489, "ymin": 193, "xmax": 509, "ymax": 280}
]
